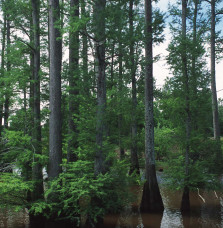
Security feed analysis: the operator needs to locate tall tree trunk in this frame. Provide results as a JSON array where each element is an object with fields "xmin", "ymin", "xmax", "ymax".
[
  {"xmin": 67, "ymin": 0, "xmax": 79, "ymax": 163},
  {"xmin": 31, "ymin": 0, "xmax": 44, "ymax": 201},
  {"xmin": 129, "ymin": 0, "xmax": 140, "ymax": 175},
  {"xmin": 181, "ymin": 0, "xmax": 191, "ymax": 213},
  {"xmin": 191, "ymin": 0, "xmax": 198, "ymax": 95},
  {"xmin": 118, "ymin": 42, "xmax": 125, "ymax": 159},
  {"xmin": 191, "ymin": 0, "xmax": 198, "ymax": 131},
  {"xmin": 0, "ymin": 14, "xmax": 6, "ymax": 136},
  {"xmin": 211, "ymin": 0, "xmax": 220, "ymax": 140},
  {"xmin": 140, "ymin": 0, "xmax": 164, "ymax": 213},
  {"xmin": 29, "ymin": 14, "xmax": 34, "ymax": 134},
  {"xmin": 4, "ymin": 17, "xmax": 10, "ymax": 129},
  {"xmin": 81, "ymin": 0, "xmax": 89, "ymax": 96},
  {"xmin": 94, "ymin": 0, "xmax": 107, "ymax": 176},
  {"xmin": 48, "ymin": 0, "xmax": 62, "ymax": 179}
]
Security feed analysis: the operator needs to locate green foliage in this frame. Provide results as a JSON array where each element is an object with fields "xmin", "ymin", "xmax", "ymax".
[
  {"xmin": 30, "ymin": 159, "xmax": 136, "ymax": 224},
  {"xmin": 0, "ymin": 173, "xmax": 31, "ymax": 208},
  {"xmin": 164, "ymin": 138, "xmax": 223, "ymax": 191},
  {"xmin": 154, "ymin": 125, "xmax": 175, "ymax": 160}
]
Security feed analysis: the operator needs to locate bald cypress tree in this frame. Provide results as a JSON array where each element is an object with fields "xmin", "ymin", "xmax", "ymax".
[
  {"xmin": 94, "ymin": 0, "xmax": 107, "ymax": 176},
  {"xmin": 140, "ymin": 0, "xmax": 164, "ymax": 213},
  {"xmin": 67, "ymin": 0, "xmax": 79, "ymax": 163},
  {"xmin": 180, "ymin": 0, "xmax": 191, "ymax": 213},
  {"xmin": 31, "ymin": 0, "xmax": 43, "ymax": 202},
  {"xmin": 48, "ymin": 0, "xmax": 62, "ymax": 179}
]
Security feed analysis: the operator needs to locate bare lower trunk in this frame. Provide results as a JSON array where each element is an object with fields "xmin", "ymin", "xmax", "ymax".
[
  {"xmin": 67, "ymin": 0, "xmax": 79, "ymax": 163},
  {"xmin": 48, "ymin": 0, "xmax": 62, "ymax": 179},
  {"xmin": 140, "ymin": 0, "xmax": 164, "ymax": 213}
]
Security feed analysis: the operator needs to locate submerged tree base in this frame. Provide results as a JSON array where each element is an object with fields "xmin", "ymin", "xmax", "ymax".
[
  {"xmin": 181, "ymin": 186, "xmax": 190, "ymax": 213},
  {"xmin": 29, "ymin": 213, "xmax": 46, "ymax": 228},
  {"xmin": 140, "ymin": 165, "xmax": 164, "ymax": 213}
]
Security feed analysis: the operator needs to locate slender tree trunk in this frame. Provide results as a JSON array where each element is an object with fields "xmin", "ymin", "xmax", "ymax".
[
  {"xmin": 118, "ymin": 42, "xmax": 125, "ymax": 159},
  {"xmin": 67, "ymin": 0, "xmax": 79, "ymax": 163},
  {"xmin": 191, "ymin": 0, "xmax": 198, "ymax": 95},
  {"xmin": 23, "ymin": 87, "xmax": 27, "ymax": 134},
  {"xmin": 29, "ymin": 14, "xmax": 34, "ymax": 130},
  {"xmin": 4, "ymin": 17, "xmax": 10, "ymax": 129},
  {"xmin": 0, "ymin": 14, "xmax": 6, "ymax": 137},
  {"xmin": 140, "ymin": 0, "xmax": 164, "ymax": 213},
  {"xmin": 81, "ymin": 0, "xmax": 89, "ymax": 96},
  {"xmin": 129, "ymin": 0, "xmax": 140, "ymax": 175},
  {"xmin": 94, "ymin": 0, "xmax": 107, "ymax": 176},
  {"xmin": 211, "ymin": 0, "xmax": 220, "ymax": 140},
  {"xmin": 181, "ymin": 0, "xmax": 191, "ymax": 213},
  {"xmin": 31, "ymin": 0, "xmax": 44, "ymax": 202},
  {"xmin": 48, "ymin": 0, "xmax": 62, "ymax": 179},
  {"xmin": 191, "ymin": 0, "xmax": 198, "ymax": 131}
]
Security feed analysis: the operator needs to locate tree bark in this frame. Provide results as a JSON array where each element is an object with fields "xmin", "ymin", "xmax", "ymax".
[
  {"xmin": 129, "ymin": 0, "xmax": 140, "ymax": 175},
  {"xmin": 31, "ymin": 0, "xmax": 44, "ymax": 201},
  {"xmin": 191, "ymin": 0, "xmax": 198, "ymax": 96},
  {"xmin": 0, "ymin": 14, "xmax": 6, "ymax": 136},
  {"xmin": 67, "ymin": 0, "xmax": 79, "ymax": 163},
  {"xmin": 94, "ymin": 0, "xmax": 107, "ymax": 176},
  {"xmin": 191, "ymin": 0, "xmax": 198, "ymax": 131},
  {"xmin": 48, "ymin": 0, "xmax": 62, "ymax": 179},
  {"xmin": 118, "ymin": 42, "xmax": 125, "ymax": 159},
  {"xmin": 211, "ymin": 0, "xmax": 220, "ymax": 140},
  {"xmin": 81, "ymin": 0, "xmax": 89, "ymax": 96},
  {"xmin": 140, "ymin": 0, "xmax": 164, "ymax": 213},
  {"xmin": 4, "ymin": 16, "xmax": 10, "ymax": 129},
  {"xmin": 180, "ymin": 0, "xmax": 191, "ymax": 213}
]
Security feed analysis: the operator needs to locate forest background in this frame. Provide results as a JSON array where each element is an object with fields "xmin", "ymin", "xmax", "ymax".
[{"xmin": 0, "ymin": 0, "xmax": 223, "ymax": 227}]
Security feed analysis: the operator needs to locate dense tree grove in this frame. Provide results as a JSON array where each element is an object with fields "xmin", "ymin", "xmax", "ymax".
[{"xmin": 0, "ymin": 0, "xmax": 223, "ymax": 227}]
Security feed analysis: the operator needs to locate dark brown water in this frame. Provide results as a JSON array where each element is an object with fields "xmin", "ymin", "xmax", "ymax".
[{"xmin": 1, "ymin": 179, "xmax": 223, "ymax": 227}]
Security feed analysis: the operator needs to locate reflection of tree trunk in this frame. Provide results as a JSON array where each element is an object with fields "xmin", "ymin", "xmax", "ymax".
[
  {"xmin": 181, "ymin": 0, "xmax": 191, "ymax": 213},
  {"xmin": 67, "ymin": 0, "xmax": 79, "ymax": 163},
  {"xmin": 48, "ymin": 0, "xmax": 62, "ymax": 179},
  {"xmin": 129, "ymin": 0, "xmax": 139, "ymax": 175},
  {"xmin": 200, "ymin": 190, "xmax": 221, "ymax": 227},
  {"xmin": 140, "ymin": 0, "xmax": 164, "ymax": 213}
]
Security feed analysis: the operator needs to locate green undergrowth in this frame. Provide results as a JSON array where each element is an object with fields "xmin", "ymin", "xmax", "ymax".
[
  {"xmin": 29, "ymin": 159, "xmax": 139, "ymax": 224},
  {"xmin": 0, "ymin": 172, "xmax": 31, "ymax": 210}
]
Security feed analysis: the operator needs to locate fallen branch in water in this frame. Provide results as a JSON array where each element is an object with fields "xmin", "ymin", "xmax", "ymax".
[
  {"xmin": 197, "ymin": 188, "xmax": 205, "ymax": 203},
  {"xmin": 214, "ymin": 191, "xmax": 218, "ymax": 198}
]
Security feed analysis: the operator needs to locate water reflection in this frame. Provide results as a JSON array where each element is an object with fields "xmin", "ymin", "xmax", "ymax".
[
  {"xmin": 1, "ymin": 182, "xmax": 223, "ymax": 227},
  {"xmin": 0, "ymin": 208, "xmax": 29, "ymax": 228}
]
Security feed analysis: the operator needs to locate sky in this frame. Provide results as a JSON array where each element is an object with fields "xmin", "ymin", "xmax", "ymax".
[{"xmin": 153, "ymin": 0, "xmax": 223, "ymax": 98}]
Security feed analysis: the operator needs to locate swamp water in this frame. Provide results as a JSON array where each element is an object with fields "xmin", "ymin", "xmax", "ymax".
[{"xmin": 1, "ymin": 173, "xmax": 223, "ymax": 228}]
